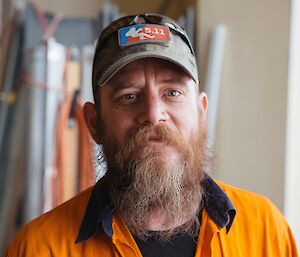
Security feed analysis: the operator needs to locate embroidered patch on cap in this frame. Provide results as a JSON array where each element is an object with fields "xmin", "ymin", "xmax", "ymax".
[{"xmin": 118, "ymin": 24, "xmax": 171, "ymax": 47}]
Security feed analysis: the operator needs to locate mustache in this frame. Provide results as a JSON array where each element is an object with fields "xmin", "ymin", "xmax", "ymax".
[
  {"xmin": 115, "ymin": 124, "xmax": 185, "ymax": 169},
  {"xmin": 125, "ymin": 124, "xmax": 182, "ymax": 148}
]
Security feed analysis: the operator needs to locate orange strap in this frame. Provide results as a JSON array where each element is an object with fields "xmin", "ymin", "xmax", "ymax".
[{"xmin": 53, "ymin": 98, "xmax": 95, "ymax": 207}]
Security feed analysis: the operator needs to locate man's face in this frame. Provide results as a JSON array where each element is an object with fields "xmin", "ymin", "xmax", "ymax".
[
  {"xmin": 87, "ymin": 58, "xmax": 209, "ymax": 239},
  {"xmin": 96, "ymin": 58, "xmax": 208, "ymax": 163}
]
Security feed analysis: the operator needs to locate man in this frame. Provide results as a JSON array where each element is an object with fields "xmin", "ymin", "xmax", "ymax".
[{"xmin": 5, "ymin": 13, "xmax": 298, "ymax": 257}]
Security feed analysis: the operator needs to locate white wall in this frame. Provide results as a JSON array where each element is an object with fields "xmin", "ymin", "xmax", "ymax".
[{"xmin": 198, "ymin": 0, "xmax": 290, "ymax": 211}]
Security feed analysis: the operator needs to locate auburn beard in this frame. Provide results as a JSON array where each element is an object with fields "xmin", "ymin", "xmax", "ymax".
[{"xmin": 100, "ymin": 122, "xmax": 209, "ymax": 241}]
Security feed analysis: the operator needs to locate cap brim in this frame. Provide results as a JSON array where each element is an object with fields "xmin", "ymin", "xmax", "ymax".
[{"xmin": 97, "ymin": 50, "xmax": 199, "ymax": 87}]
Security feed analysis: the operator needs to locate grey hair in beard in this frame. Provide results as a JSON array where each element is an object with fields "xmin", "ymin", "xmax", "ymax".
[{"xmin": 99, "ymin": 123, "xmax": 208, "ymax": 240}]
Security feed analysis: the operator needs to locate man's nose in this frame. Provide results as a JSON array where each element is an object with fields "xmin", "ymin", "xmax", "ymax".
[{"xmin": 137, "ymin": 94, "xmax": 168, "ymax": 125}]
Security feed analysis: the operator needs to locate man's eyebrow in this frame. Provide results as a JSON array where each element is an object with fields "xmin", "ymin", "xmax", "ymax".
[
  {"xmin": 109, "ymin": 83, "xmax": 139, "ymax": 95},
  {"xmin": 160, "ymin": 77, "xmax": 189, "ymax": 87}
]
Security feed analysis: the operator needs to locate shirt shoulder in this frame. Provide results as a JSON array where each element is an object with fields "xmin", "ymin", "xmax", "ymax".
[
  {"xmin": 216, "ymin": 180, "xmax": 286, "ymax": 227},
  {"xmin": 5, "ymin": 187, "xmax": 94, "ymax": 256},
  {"xmin": 216, "ymin": 180, "xmax": 276, "ymax": 210},
  {"xmin": 215, "ymin": 180, "xmax": 298, "ymax": 256}
]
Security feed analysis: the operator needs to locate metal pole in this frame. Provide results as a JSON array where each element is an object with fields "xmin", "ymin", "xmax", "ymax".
[{"xmin": 205, "ymin": 25, "xmax": 227, "ymax": 145}]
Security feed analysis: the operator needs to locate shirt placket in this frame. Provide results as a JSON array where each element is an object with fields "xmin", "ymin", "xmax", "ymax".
[
  {"xmin": 111, "ymin": 216, "xmax": 143, "ymax": 257},
  {"xmin": 195, "ymin": 210, "xmax": 222, "ymax": 257}
]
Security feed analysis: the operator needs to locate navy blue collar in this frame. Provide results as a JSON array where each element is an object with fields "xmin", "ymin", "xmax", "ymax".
[{"xmin": 75, "ymin": 176, "xmax": 236, "ymax": 243}]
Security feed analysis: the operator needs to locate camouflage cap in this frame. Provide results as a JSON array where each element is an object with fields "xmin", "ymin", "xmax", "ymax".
[{"xmin": 92, "ymin": 14, "xmax": 199, "ymax": 94}]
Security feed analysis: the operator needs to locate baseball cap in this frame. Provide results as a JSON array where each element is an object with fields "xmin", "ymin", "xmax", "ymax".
[{"xmin": 92, "ymin": 13, "xmax": 199, "ymax": 94}]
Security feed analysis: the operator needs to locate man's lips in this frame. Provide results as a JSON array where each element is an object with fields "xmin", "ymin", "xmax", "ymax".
[
  {"xmin": 146, "ymin": 137, "xmax": 167, "ymax": 147},
  {"xmin": 148, "ymin": 136, "xmax": 162, "ymax": 142}
]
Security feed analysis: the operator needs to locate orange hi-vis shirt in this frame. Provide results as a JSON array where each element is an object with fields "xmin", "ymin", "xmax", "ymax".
[{"xmin": 5, "ymin": 177, "xmax": 298, "ymax": 257}]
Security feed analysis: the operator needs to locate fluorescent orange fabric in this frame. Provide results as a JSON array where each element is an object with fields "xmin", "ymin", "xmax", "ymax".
[{"xmin": 5, "ymin": 181, "xmax": 298, "ymax": 257}]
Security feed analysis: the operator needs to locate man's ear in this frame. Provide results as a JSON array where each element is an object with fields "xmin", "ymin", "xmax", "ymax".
[
  {"xmin": 199, "ymin": 92, "xmax": 208, "ymax": 115},
  {"xmin": 83, "ymin": 102, "xmax": 102, "ymax": 144}
]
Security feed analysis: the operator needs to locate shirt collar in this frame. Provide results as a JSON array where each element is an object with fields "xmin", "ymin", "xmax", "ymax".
[
  {"xmin": 75, "ymin": 176, "xmax": 236, "ymax": 243},
  {"xmin": 202, "ymin": 177, "xmax": 236, "ymax": 233},
  {"xmin": 75, "ymin": 182, "xmax": 113, "ymax": 243}
]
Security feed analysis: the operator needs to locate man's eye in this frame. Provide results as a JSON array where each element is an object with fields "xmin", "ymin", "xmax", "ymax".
[
  {"xmin": 167, "ymin": 90, "xmax": 180, "ymax": 97},
  {"xmin": 117, "ymin": 93, "xmax": 139, "ymax": 104},
  {"xmin": 122, "ymin": 93, "xmax": 136, "ymax": 100}
]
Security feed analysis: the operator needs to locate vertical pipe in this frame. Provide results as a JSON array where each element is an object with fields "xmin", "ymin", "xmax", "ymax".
[
  {"xmin": 284, "ymin": 0, "xmax": 300, "ymax": 249},
  {"xmin": 43, "ymin": 38, "xmax": 66, "ymax": 212},
  {"xmin": 23, "ymin": 43, "xmax": 47, "ymax": 223},
  {"xmin": 81, "ymin": 44, "xmax": 94, "ymax": 103},
  {"xmin": 205, "ymin": 25, "xmax": 227, "ymax": 145}
]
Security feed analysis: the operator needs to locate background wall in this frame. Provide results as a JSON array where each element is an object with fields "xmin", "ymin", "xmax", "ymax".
[
  {"xmin": 198, "ymin": 0, "xmax": 290, "ymax": 211},
  {"xmin": 13, "ymin": 0, "xmax": 195, "ymax": 18},
  {"xmin": 113, "ymin": 0, "xmax": 195, "ymax": 18}
]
